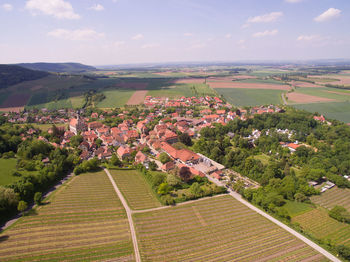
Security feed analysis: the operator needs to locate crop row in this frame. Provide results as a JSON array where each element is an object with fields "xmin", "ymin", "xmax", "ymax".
[
  {"xmin": 311, "ymin": 187, "xmax": 350, "ymax": 211},
  {"xmin": 134, "ymin": 195, "xmax": 324, "ymax": 261},
  {"xmin": 0, "ymin": 171, "xmax": 134, "ymax": 261},
  {"xmin": 110, "ymin": 169, "xmax": 161, "ymax": 210}
]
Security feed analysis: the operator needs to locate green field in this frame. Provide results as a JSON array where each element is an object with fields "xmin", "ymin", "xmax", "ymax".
[
  {"xmin": 146, "ymin": 83, "xmax": 215, "ymax": 98},
  {"xmin": 283, "ymin": 200, "xmax": 314, "ymax": 218},
  {"xmin": 0, "ymin": 158, "xmax": 20, "ymax": 185},
  {"xmin": 96, "ymin": 89, "xmax": 135, "ymax": 108},
  {"xmin": 311, "ymin": 187, "xmax": 350, "ymax": 212},
  {"xmin": 216, "ymin": 88, "xmax": 284, "ymax": 106},
  {"xmin": 293, "ymin": 101, "xmax": 350, "ymax": 123},
  {"xmin": 0, "ymin": 171, "xmax": 134, "ymax": 261},
  {"xmin": 134, "ymin": 195, "xmax": 326, "ymax": 261},
  {"xmin": 236, "ymin": 78, "xmax": 287, "ymax": 85},
  {"xmin": 110, "ymin": 169, "xmax": 162, "ymax": 210},
  {"xmin": 293, "ymin": 207, "xmax": 350, "ymax": 247}
]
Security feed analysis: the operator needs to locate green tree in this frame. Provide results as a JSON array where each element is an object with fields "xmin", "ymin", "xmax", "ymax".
[
  {"xmin": 190, "ymin": 182, "xmax": 202, "ymax": 196},
  {"xmin": 157, "ymin": 183, "xmax": 171, "ymax": 195},
  {"xmin": 110, "ymin": 154, "xmax": 121, "ymax": 166},
  {"xmin": 17, "ymin": 200, "xmax": 28, "ymax": 216},
  {"xmin": 178, "ymin": 133, "xmax": 193, "ymax": 146},
  {"xmin": 34, "ymin": 192, "xmax": 42, "ymax": 205},
  {"xmin": 158, "ymin": 152, "xmax": 171, "ymax": 164}
]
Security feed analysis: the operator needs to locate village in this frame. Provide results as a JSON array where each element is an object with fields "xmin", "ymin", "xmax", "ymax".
[{"xmin": 1, "ymin": 96, "xmax": 288, "ymax": 188}]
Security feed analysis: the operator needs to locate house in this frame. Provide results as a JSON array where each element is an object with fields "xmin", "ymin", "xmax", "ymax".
[
  {"xmin": 80, "ymin": 150, "xmax": 90, "ymax": 160},
  {"xmin": 161, "ymin": 142, "xmax": 200, "ymax": 164},
  {"xmin": 135, "ymin": 151, "xmax": 148, "ymax": 164},
  {"xmin": 117, "ymin": 145, "xmax": 132, "ymax": 160},
  {"xmin": 95, "ymin": 146, "xmax": 112, "ymax": 160},
  {"xmin": 88, "ymin": 121, "xmax": 103, "ymax": 131},
  {"xmin": 286, "ymin": 142, "xmax": 301, "ymax": 152},
  {"xmin": 161, "ymin": 161, "xmax": 175, "ymax": 172},
  {"xmin": 313, "ymin": 115, "xmax": 326, "ymax": 122},
  {"xmin": 69, "ymin": 116, "xmax": 87, "ymax": 135}
]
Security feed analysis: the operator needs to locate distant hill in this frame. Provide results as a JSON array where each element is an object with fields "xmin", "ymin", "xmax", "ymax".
[
  {"xmin": 17, "ymin": 63, "xmax": 96, "ymax": 73},
  {"xmin": 0, "ymin": 64, "xmax": 50, "ymax": 89}
]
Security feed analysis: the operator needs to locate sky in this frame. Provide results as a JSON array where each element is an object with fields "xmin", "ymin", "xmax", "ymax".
[{"xmin": 0, "ymin": 0, "xmax": 349, "ymax": 65}]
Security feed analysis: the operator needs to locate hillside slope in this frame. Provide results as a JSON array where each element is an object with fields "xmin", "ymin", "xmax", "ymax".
[
  {"xmin": 0, "ymin": 65, "xmax": 49, "ymax": 89},
  {"xmin": 17, "ymin": 62, "xmax": 96, "ymax": 73}
]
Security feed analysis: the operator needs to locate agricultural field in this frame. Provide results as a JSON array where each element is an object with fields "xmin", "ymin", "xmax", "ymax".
[
  {"xmin": 286, "ymin": 92, "xmax": 336, "ymax": 104},
  {"xmin": 0, "ymin": 158, "xmax": 20, "ymax": 186},
  {"xmin": 110, "ymin": 169, "xmax": 161, "ymax": 210},
  {"xmin": 293, "ymin": 207, "xmax": 350, "ymax": 247},
  {"xmin": 96, "ymin": 89, "xmax": 135, "ymax": 108},
  {"xmin": 216, "ymin": 88, "xmax": 284, "ymax": 106},
  {"xmin": 291, "ymin": 87, "xmax": 350, "ymax": 102},
  {"xmin": 134, "ymin": 195, "xmax": 326, "ymax": 261},
  {"xmin": 292, "ymin": 101, "xmax": 350, "ymax": 123},
  {"xmin": 0, "ymin": 171, "xmax": 135, "ymax": 261},
  {"xmin": 311, "ymin": 187, "xmax": 350, "ymax": 212}
]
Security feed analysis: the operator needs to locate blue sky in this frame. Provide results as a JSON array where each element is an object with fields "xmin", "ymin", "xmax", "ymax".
[{"xmin": 0, "ymin": 0, "xmax": 349, "ymax": 65}]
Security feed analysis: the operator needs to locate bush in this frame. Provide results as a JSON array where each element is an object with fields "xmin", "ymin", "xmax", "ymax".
[
  {"xmin": 329, "ymin": 206, "xmax": 350, "ymax": 223},
  {"xmin": 34, "ymin": 192, "xmax": 42, "ymax": 205},
  {"xmin": 336, "ymin": 245, "xmax": 350, "ymax": 260}
]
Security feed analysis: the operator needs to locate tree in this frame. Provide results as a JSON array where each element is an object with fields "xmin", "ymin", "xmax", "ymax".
[
  {"xmin": 179, "ymin": 133, "xmax": 193, "ymax": 146},
  {"xmin": 190, "ymin": 182, "xmax": 202, "ymax": 196},
  {"xmin": 158, "ymin": 152, "xmax": 171, "ymax": 164},
  {"xmin": 149, "ymin": 161, "xmax": 157, "ymax": 171},
  {"xmin": 70, "ymin": 135, "xmax": 83, "ymax": 147},
  {"xmin": 34, "ymin": 192, "xmax": 42, "ymax": 205},
  {"xmin": 110, "ymin": 154, "xmax": 121, "ymax": 166},
  {"xmin": 17, "ymin": 200, "xmax": 28, "ymax": 216},
  {"xmin": 329, "ymin": 206, "xmax": 350, "ymax": 223},
  {"xmin": 157, "ymin": 183, "xmax": 171, "ymax": 195}
]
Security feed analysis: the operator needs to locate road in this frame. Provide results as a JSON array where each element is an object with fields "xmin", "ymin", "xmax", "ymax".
[
  {"xmin": 103, "ymin": 168, "xmax": 141, "ymax": 262},
  {"xmin": 206, "ymin": 175, "xmax": 341, "ymax": 262}
]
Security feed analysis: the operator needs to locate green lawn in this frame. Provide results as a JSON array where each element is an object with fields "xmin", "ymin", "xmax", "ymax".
[
  {"xmin": 292, "ymin": 101, "xmax": 350, "ymax": 123},
  {"xmin": 216, "ymin": 88, "xmax": 284, "ymax": 107},
  {"xmin": 253, "ymin": 154, "xmax": 270, "ymax": 165},
  {"xmin": 0, "ymin": 158, "xmax": 20, "ymax": 185},
  {"xmin": 283, "ymin": 200, "xmax": 314, "ymax": 218},
  {"xmin": 110, "ymin": 169, "xmax": 161, "ymax": 210}
]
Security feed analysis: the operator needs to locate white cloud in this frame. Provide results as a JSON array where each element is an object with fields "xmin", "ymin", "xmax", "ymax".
[
  {"xmin": 48, "ymin": 29, "xmax": 104, "ymax": 41},
  {"xmin": 314, "ymin": 8, "xmax": 341, "ymax": 22},
  {"xmin": 141, "ymin": 43, "xmax": 160, "ymax": 49},
  {"xmin": 253, "ymin": 29, "xmax": 278, "ymax": 38},
  {"xmin": 89, "ymin": 4, "xmax": 104, "ymax": 11},
  {"xmin": 297, "ymin": 35, "xmax": 321, "ymax": 41},
  {"xmin": 132, "ymin": 34, "xmax": 144, "ymax": 40},
  {"xmin": 285, "ymin": 0, "xmax": 303, "ymax": 3},
  {"xmin": 247, "ymin": 12, "xmax": 283, "ymax": 24},
  {"xmin": 225, "ymin": 33, "xmax": 232, "ymax": 39},
  {"xmin": 184, "ymin": 33, "xmax": 193, "ymax": 37},
  {"xmin": 114, "ymin": 41, "xmax": 125, "ymax": 48},
  {"xmin": 2, "ymin": 3, "xmax": 13, "ymax": 11},
  {"xmin": 25, "ymin": 0, "xmax": 80, "ymax": 19}
]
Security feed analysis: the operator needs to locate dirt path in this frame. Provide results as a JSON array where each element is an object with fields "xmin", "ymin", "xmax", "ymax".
[
  {"xmin": 103, "ymin": 168, "xmax": 141, "ymax": 262},
  {"xmin": 205, "ymin": 175, "xmax": 341, "ymax": 262}
]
